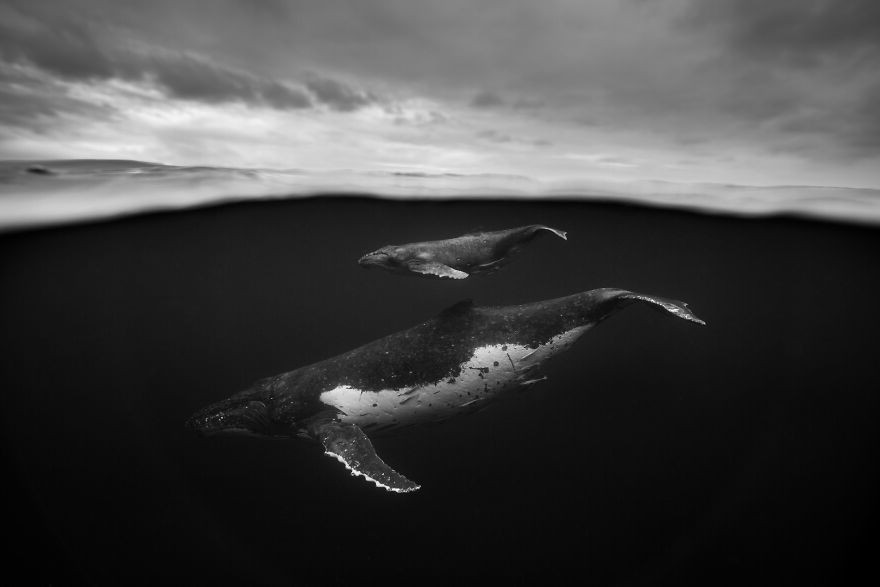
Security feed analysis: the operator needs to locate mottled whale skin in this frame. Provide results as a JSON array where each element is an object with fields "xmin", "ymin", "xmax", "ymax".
[
  {"xmin": 358, "ymin": 224, "xmax": 567, "ymax": 279},
  {"xmin": 187, "ymin": 288, "xmax": 704, "ymax": 493}
]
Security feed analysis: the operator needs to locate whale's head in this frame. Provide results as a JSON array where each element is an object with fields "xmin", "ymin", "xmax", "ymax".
[
  {"xmin": 358, "ymin": 246, "xmax": 407, "ymax": 271},
  {"xmin": 187, "ymin": 396, "xmax": 274, "ymax": 438}
]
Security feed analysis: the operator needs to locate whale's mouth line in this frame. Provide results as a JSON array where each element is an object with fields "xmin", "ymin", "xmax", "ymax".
[
  {"xmin": 358, "ymin": 250, "xmax": 395, "ymax": 268},
  {"xmin": 358, "ymin": 254, "xmax": 381, "ymax": 265},
  {"xmin": 186, "ymin": 399, "xmax": 272, "ymax": 437}
]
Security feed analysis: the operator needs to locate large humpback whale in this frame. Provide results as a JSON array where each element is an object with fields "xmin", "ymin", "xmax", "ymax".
[
  {"xmin": 358, "ymin": 224, "xmax": 567, "ymax": 279},
  {"xmin": 187, "ymin": 288, "xmax": 704, "ymax": 493}
]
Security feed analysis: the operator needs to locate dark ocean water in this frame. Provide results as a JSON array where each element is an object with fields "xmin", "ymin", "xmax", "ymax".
[{"xmin": 1, "ymin": 198, "xmax": 878, "ymax": 585}]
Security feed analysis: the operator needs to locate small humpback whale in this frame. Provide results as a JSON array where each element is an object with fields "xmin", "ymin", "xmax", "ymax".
[
  {"xmin": 358, "ymin": 224, "xmax": 567, "ymax": 279},
  {"xmin": 187, "ymin": 288, "xmax": 705, "ymax": 493}
]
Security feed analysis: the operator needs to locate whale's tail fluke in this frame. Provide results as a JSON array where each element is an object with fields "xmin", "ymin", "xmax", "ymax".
[
  {"xmin": 592, "ymin": 288, "xmax": 706, "ymax": 326},
  {"xmin": 619, "ymin": 291, "xmax": 706, "ymax": 325},
  {"xmin": 531, "ymin": 225, "xmax": 567, "ymax": 241}
]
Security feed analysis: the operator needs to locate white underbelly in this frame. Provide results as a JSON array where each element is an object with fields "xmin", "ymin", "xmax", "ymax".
[{"xmin": 318, "ymin": 325, "xmax": 590, "ymax": 431}]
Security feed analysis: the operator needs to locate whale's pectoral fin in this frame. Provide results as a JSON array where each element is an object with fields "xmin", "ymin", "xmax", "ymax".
[
  {"xmin": 408, "ymin": 260, "xmax": 469, "ymax": 279},
  {"xmin": 316, "ymin": 421, "xmax": 420, "ymax": 493}
]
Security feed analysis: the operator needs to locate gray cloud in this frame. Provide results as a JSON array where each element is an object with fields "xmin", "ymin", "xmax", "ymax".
[
  {"xmin": 849, "ymin": 82, "xmax": 880, "ymax": 152},
  {"xmin": 0, "ymin": 8, "xmax": 116, "ymax": 81},
  {"xmin": 476, "ymin": 129, "xmax": 552, "ymax": 148},
  {"xmin": 261, "ymin": 81, "xmax": 313, "ymax": 109},
  {"xmin": 0, "ymin": 3, "xmax": 312, "ymax": 110},
  {"xmin": 675, "ymin": 0, "xmax": 880, "ymax": 158},
  {"xmin": 512, "ymin": 97, "xmax": 545, "ymax": 111},
  {"xmin": 304, "ymin": 74, "xmax": 379, "ymax": 111},
  {"xmin": 477, "ymin": 129, "xmax": 512, "ymax": 143},
  {"xmin": 681, "ymin": 0, "xmax": 880, "ymax": 67},
  {"xmin": 0, "ymin": 0, "xmax": 877, "ymax": 183},
  {"xmin": 783, "ymin": 81, "xmax": 880, "ymax": 157},
  {"xmin": 714, "ymin": 69, "xmax": 799, "ymax": 123},
  {"xmin": 147, "ymin": 53, "xmax": 312, "ymax": 109},
  {"xmin": 471, "ymin": 91, "xmax": 505, "ymax": 108},
  {"xmin": 390, "ymin": 108, "xmax": 448, "ymax": 127},
  {"xmin": 0, "ymin": 64, "xmax": 118, "ymax": 129}
]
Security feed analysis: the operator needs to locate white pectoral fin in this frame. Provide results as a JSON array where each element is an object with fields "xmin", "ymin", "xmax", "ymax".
[
  {"xmin": 316, "ymin": 421, "xmax": 420, "ymax": 493},
  {"xmin": 409, "ymin": 260, "xmax": 469, "ymax": 279}
]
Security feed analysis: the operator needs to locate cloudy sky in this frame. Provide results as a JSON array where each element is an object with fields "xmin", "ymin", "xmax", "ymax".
[{"xmin": 1, "ymin": 0, "xmax": 879, "ymax": 189}]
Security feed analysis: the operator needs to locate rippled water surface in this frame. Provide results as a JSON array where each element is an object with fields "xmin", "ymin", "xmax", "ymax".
[{"xmin": 3, "ymin": 159, "xmax": 880, "ymax": 232}]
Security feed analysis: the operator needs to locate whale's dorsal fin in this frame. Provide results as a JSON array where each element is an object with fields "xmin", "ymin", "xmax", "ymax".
[
  {"xmin": 408, "ymin": 259, "xmax": 469, "ymax": 279},
  {"xmin": 315, "ymin": 420, "xmax": 420, "ymax": 493}
]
